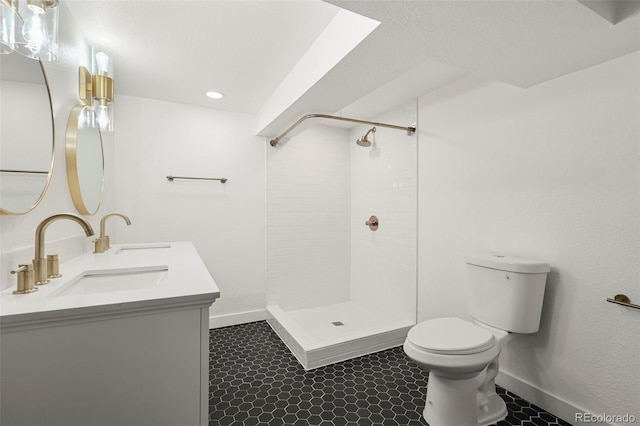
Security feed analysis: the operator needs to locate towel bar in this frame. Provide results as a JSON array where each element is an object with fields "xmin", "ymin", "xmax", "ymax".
[
  {"xmin": 166, "ymin": 175, "xmax": 227, "ymax": 183},
  {"xmin": 606, "ymin": 294, "xmax": 640, "ymax": 310}
]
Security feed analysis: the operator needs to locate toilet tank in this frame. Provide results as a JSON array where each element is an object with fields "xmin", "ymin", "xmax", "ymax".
[{"xmin": 465, "ymin": 255, "xmax": 550, "ymax": 334}]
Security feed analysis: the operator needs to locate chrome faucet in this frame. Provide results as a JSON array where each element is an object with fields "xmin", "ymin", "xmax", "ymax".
[
  {"xmin": 34, "ymin": 213, "xmax": 95, "ymax": 285},
  {"xmin": 94, "ymin": 212, "xmax": 132, "ymax": 253}
]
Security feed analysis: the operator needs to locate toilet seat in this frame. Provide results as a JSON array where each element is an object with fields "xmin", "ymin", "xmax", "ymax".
[{"xmin": 407, "ymin": 317, "xmax": 495, "ymax": 355}]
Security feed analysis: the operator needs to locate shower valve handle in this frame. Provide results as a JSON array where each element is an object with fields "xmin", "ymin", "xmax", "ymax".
[{"xmin": 365, "ymin": 215, "xmax": 379, "ymax": 231}]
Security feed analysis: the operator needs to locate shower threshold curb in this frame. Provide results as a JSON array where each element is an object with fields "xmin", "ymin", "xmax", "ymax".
[{"xmin": 267, "ymin": 305, "xmax": 414, "ymax": 370}]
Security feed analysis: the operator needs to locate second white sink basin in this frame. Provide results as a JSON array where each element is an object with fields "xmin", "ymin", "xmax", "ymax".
[{"xmin": 52, "ymin": 265, "xmax": 169, "ymax": 297}]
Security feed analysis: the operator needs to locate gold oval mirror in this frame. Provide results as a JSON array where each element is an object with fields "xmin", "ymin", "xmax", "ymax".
[
  {"xmin": 65, "ymin": 105, "xmax": 104, "ymax": 215},
  {"xmin": 0, "ymin": 53, "xmax": 54, "ymax": 215}
]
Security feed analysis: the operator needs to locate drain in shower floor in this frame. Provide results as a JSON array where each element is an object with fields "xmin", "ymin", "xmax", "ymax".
[{"xmin": 331, "ymin": 321, "xmax": 344, "ymax": 326}]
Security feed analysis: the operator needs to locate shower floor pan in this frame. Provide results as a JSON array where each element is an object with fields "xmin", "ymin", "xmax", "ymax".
[{"xmin": 267, "ymin": 302, "xmax": 414, "ymax": 370}]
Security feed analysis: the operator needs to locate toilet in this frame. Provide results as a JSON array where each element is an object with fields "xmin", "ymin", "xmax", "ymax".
[{"xmin": 404, "ymin": 254, "xmax": 550, "ymax": 426}]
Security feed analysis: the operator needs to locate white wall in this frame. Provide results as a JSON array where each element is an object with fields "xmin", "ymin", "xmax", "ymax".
[
  {"xmin": 350, "ymin": 101, "xmax": 417, "ymax": 323},
  {"xmin": 417, "ymin": 52, "xmax": 639, "ymax": 421},
  {"xmin": 265, "ymin": 126, "xmax": 351, "ymax": 311},
  {"xmin": 113, "ymin": 96, "xmax": 265, "ymax": 324},
  {"xmin": 0, "ymin": 4, "xmax": 116, "ymax": 291}
]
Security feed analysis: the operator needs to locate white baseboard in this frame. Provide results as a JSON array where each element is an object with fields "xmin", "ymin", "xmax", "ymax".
[
  {"xmin": 208, "ymin": 309, "xmax": 268, "ymax": 329},
  {"xmin": 497, "ymin": 370, "xmax": 614, "ymax": 426}
]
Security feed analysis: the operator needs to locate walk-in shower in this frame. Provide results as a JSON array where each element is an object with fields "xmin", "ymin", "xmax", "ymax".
[{"xmin": 266, "ymin": 110, "xmax": 417, "ymax": 369}]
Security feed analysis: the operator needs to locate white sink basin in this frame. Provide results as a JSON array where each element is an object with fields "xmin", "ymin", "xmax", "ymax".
[
  {"xmin": 113, "ymin": 244, "xmax": 172, "ymax": 255},
  {"xmin": 52, "ymin": 265, "xmax": 169, "ymax": 297}
]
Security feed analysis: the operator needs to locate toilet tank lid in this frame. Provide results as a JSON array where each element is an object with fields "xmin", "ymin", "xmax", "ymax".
[{"xmin": 465, "ymin": 254, "xmax": 550, "ymax": 274}]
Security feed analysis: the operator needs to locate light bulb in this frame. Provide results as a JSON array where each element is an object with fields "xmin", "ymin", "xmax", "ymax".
[
  {"xmin": 97, "ymin": 105, "xmax": 110, "ymax": 130},
  {"xmin": 22, "ymin": 9, "xmax": 46, "ymax": 53},
  {"xmin": 95, "ymin": 51, "xmax": 109, "ymax": 74}
]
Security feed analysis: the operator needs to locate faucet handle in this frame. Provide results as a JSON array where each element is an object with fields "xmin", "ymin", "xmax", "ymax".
[
  {"xmin": 94, "ymin": 236, "xmax": 108, "ymax": 253},
  {"xmin": 11, "ymin": 264, "xmax": 37, "ymax": 294},
  {"xmin": 47, "ymin": 254, "xmax": 62, "ymax": 279}
]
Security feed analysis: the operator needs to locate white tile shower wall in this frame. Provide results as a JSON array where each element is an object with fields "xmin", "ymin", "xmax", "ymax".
[
  {"xmin": 113, "ymin": 96, "xmax": 265, "ymax": 321},
  {"xmin": 0, "ymin": 4, "xmax": 115, "ymax": 291},
  {"xmin": 417, "ymin": 52, "xmax": 639, "ymax": 421},
  {"xmin": 266, "ymin": 126, "xmax": 351, "ymax": 311},
  {"xmin": 350, "ymin": 102, "xmax": 417, "ymax": 324}
]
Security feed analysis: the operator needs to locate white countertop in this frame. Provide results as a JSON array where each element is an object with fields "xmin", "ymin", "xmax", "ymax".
[{"xmin": 0, "ymin": 241, "xmax": 219, "ymax": 331}]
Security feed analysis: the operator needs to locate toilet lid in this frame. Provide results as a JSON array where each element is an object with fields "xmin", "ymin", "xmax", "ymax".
[{"xmin": 407, "ymin": 317, "xmax": 495, "ymax": 355}]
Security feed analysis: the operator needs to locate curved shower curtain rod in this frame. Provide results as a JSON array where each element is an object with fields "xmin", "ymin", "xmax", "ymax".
[{"xmin": 268, "ymin": 114, "xmax": 416, "ymax": 147}]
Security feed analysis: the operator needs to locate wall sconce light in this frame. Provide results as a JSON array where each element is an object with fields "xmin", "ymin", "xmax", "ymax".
[
  {"xmin": 0, "ymin": 0, "xmax": 59, "ymax": 61},
  {"xmin": 79, "ymin": 50, "xmax": 115, "ymax": 132}
]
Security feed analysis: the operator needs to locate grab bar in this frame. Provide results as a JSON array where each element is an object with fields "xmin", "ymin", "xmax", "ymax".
[
  {"xmin": 166, "ymin": 175, "xmax": 227, "ymax": 183},
  {"xmin": 607, "ymin": 294, "xmax": 640, "ymax": 310}
]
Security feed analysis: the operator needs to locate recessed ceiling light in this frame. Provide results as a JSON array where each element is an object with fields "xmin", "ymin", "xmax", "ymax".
[{"xmin": 206, "ymin": 91, "xmax": 225, "ymax": 99}]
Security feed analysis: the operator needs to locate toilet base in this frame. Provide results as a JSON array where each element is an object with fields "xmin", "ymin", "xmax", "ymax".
[
  {"xmin": 423, "ymin": 371, "xmax": 507, "ymax": 426},
  {"xmin": 476, "ymin": 393, "xmax": 507, "ymax": 426}
]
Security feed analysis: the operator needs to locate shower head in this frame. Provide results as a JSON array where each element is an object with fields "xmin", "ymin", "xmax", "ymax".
[
  {"xmin": 356, "ymin": 127, "xmax": 376, "ymax": 147},
  {"xmin": 356, "ymin": 137, "xmax": 370, "ymax": 147}
]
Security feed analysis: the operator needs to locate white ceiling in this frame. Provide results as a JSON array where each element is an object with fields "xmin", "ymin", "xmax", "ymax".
[
  {"xmin": 65, "ymin": 0, "xmax": 640, "ymax": 137},
  {"xmin": 65, "ymin": 0, "xmax": 341, "ymax": 113}
]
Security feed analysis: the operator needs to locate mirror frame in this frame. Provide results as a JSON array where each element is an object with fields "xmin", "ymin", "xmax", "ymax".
[
  {"xmin": 65, "ymin": 104, "xmax": 104, "ymax": 215},
  {"xmin": 0, "ymin": 60, "xmax": 55, "ymax": 215}
]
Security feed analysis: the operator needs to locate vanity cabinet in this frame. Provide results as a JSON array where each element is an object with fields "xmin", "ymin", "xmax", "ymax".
[
  {"xmin": 1, "ymin": 306, "xmax": 209, "ymax": 426},
  {"xmin": 0, "ymin": 242, "xmax": 218, "ymax": 426}
]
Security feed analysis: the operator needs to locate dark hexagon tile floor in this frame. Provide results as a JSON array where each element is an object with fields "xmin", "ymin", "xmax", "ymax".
[{"xmin": 209, "ymin": 321, "xmax": 571, "ymax": 426}]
